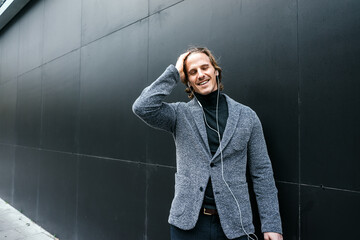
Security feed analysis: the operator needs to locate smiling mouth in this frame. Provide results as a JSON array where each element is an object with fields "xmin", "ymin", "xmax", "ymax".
[{"xmin": 198, "ymin": 80, "xmax": 209, "ymax": 86}]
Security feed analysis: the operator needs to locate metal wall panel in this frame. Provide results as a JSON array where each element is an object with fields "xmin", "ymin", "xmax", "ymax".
[
  {"xmin": 79, "ymin": 20, "xmax": 148, "ymax": 161},
  {"xmin": 0, "ymin": 144, "xmax": 15, "ymax": 203},
  {"xmin": 299, "ymin": 0, "xmax": 360, "ymax": 191},
  {"xmin": 149, "ymin": 0, "xmax": 182, "ymax": 14},
  {"xmin": 77, "ymin": 156, "xmax": 146, "ymax": 240},
  {"xmin": 13, "ymin": 146, "xmax": 40, "ymax": 221},
  {"xmin": 17, "ymin": 0, "xmax": 43, "ymax": 75},
  {"xmin": 16, "ymin": 67, "xmax": 42, "ymax": 148},
  {"xmin": 81, "ymin": 0, "xmax": 148, "ymax": 45},
  {"xmin": 0, "ymin": 80, "xmax": 17, "ymax": 144},
  {"xmin": 146, "ymin": 165, "xmax": 176, "ymax": 239},
  {"xmin": 37, "ymin": 150, "xmax": 77, "ymax": 240},
  {"xmin": 0, "ymin": 19, "xmax": 19, "ymax": 84},
  {"xmin": 301, "ymin": 186, "xmax": 360, "ymax": 239},
  {"xmin": 42, "ymin": 50, "xmax": 80, "ymax": 153},
  {"xmin": 43, "ymin": 0, "xmax": 81, "ymax": 63}
]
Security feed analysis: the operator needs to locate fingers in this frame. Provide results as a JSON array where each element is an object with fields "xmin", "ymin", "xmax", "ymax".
[
  {"xmin": 263, "ymin": 232, "xmax": 283, "ymax": 240},
  {"xmin": 176, "ymin": 51, "xmax": 190, "ymax": 70},
  {"xmin": 175, "ymin": 51, "xmax": 191, "ymax": 82}
]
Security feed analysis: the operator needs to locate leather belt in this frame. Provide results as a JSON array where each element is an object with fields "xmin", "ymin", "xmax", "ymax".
[{"xmin": 203, "ymin": 207, "xmax": 218, "ymax": 215}]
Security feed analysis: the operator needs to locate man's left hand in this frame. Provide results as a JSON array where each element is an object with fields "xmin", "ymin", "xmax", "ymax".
[{"xmin": 264, "ymin": 232, "xmax": 283, "ymax": 240}]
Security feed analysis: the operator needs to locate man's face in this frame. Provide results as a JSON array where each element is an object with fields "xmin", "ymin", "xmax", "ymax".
[{"xmin": 185, "ymin": 53, "xmax": 218, "ymax": 95}]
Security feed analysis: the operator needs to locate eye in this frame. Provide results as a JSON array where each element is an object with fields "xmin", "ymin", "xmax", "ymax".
[
  {"xmin": 189, "ymin": 70, "xmax": 196, "ymax": 75},
  {"xmin": 201, "ymin": 65, "xmax": 209, "ymax": 70}
]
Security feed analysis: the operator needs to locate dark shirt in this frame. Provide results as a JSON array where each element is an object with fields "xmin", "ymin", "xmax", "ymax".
[{"xmin": 194, "ymin": 91, "xmax": 228, "ymax": 209}]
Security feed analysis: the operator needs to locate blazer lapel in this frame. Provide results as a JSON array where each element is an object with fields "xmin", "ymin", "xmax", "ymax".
[
  {"xmin": 212, "ymin": 95, "xmax": 241, "ymax": 161},
  {"xmin": 189, "ymin": 100, "xmax": 212, "ymax": 156}
]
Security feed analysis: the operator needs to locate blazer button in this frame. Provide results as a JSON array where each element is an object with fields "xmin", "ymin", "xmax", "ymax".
[
  {"xmin": 200, "ymin": 187, "xmax": 203, "ymax": 192},
  {"xmin": 210, "ymin": 163, "xmax": 215, "ymax": 167}
]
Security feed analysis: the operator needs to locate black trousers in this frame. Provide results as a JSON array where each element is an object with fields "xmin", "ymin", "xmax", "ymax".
[{"xmin": 170, "ymin": 212, "xmax": 251, "ymax": 240}]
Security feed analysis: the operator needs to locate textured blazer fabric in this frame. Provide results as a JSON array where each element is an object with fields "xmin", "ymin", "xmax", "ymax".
[{"xmin": 132, "ymin": 65, "xmax": 282, "ymax": 239}]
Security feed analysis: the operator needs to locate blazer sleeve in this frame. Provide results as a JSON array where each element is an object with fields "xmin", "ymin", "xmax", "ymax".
[
  {"xmin": 247, "ymin": 111, "xmax": 283, "ymax": 234},
  {"xmin": 132, "ymin": 64, "xmax": 180, "ymax": 133}
]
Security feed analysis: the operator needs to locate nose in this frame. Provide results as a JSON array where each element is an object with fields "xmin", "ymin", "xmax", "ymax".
[{"xmin": 198, "ymin": 70, "xmax": 205, "ymax": 80}]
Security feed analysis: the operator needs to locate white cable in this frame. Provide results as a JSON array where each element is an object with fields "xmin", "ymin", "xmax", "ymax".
[{"xmin": 195, "ymin": 77, "xmax": 257, "ymax": 240}]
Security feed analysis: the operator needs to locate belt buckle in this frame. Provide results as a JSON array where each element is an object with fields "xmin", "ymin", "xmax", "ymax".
[{"xmin": 203, "ymin": 208, "xmax": 212, "ymax": 216}]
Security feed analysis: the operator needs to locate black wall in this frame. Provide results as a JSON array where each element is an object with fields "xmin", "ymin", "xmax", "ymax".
[{"xmin": 0, "ymin": 0, "xmax": 359, "ymax": 239}]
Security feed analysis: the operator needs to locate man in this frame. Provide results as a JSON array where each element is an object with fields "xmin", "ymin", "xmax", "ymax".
[{"xmin": 133, "ymin": 47, "xmax": 283, "ymax": 240}]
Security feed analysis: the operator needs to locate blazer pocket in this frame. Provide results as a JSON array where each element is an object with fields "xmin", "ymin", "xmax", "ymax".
[
  {"xmin": 229, "ymin": 128, "xmax": 250, "ymax": 152},
  {"xmin": 229, "ymin": 182, "xmax": 253, "ymax": 224},
  {"xmin": 170, "ymin": 173, "xmax": 191, "ymax": 217}
]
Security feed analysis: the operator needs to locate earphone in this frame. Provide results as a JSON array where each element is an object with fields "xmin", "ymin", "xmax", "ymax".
[{"xmin": 191, "ymin": 75, "xmax": 258, "ymax": 240}]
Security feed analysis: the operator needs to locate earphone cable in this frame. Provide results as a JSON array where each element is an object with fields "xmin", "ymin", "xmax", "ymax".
[{"xmin": 194, "ymin": 76, "xmax": 257, "ymax": 240}]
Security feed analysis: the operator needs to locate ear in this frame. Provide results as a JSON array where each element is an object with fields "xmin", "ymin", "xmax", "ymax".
[{"xmin": 215, "ymin": 70, "xmax": 219, "ymax": 76}]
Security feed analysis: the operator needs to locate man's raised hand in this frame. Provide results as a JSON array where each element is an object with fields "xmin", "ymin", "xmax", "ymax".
[{"xmin": 175, "ymin": 52, "xmax": 190, "ymax": 82}]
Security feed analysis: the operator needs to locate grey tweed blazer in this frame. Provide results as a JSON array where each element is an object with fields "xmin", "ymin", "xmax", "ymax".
[{"xmin": 132, "ymin": 65, "xmax": 282, "ymax": 239}]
